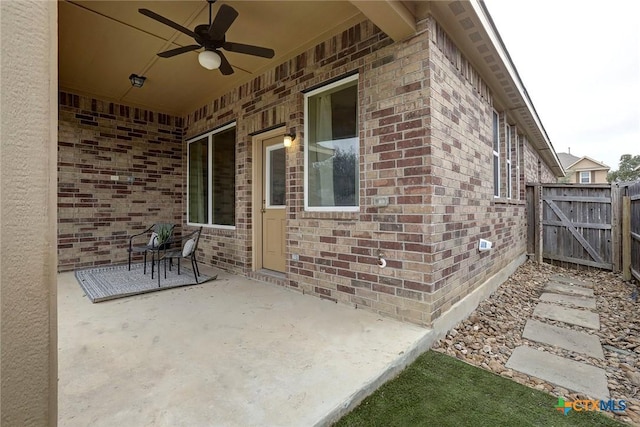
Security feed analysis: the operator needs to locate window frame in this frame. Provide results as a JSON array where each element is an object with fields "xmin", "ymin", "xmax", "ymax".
[
  {"xmin": 506, "ymin": 123, "xmax": 512, "ymax": 199},
  {"xmin": 492, "ymin": 111, "xmax": 500, "ymax": 198},
  {"xmin": 515, "ymin": 131, "xmax": 520, "ymax": 200},
  {"xmin": 265, "ymin": 143, "xmax": 286, "ymax": 209},
  {"xmin": 580, "ymin": 171, "xmax": 591, "ymax": 183},
  {"xmin": 303, "ymin": 73, "xmax": 360, "ymax": 212},
  {"xmin": 186, "ymin": 121, "xmax": 237, "ymax": 230}
]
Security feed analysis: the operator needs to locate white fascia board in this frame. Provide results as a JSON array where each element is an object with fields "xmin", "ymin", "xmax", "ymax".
[{"xmin": 469, "ymin": 0, "xmax": 564, "ymax": 176}]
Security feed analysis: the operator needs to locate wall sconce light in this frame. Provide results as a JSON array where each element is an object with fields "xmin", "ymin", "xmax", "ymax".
[
  {"xmin": 283, "ymin": 133, "xmax": 295, "ymax": 148},
  {"xmin": 129, "ymin": 74, "xmax": 147, "ymax": 88}
]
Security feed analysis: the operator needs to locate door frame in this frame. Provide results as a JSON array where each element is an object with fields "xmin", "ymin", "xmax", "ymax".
[{"xmin": 251, "ymin": 126, "xmax": 287, "ymax": 272}]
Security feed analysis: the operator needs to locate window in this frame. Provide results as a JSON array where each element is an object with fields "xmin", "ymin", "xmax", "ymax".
[
  {"xmin": 187, "ymin": 122, "xmax": 236, "ymax": 228},
  {"xmin": 492, "ymin": 111, "xmax": 500, "ymax": 198},
  {"xmin": 515, "ymin": 132, "xmax": 520, "ymax": 199},
  {"xmin": 580, "ymin": 171, "xmax": 591, "ymax": 183},
  {"xmin": 506, "ymin": 124, "xmax": 512, "ymax": 199},
  {"xmin": 304, "ymin": 74, "xmax": 359, "ymax": 211}
]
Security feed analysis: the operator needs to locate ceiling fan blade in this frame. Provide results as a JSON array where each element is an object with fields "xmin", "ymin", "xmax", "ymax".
[
  {"xmin": 157, "ymin": 45, "xmax": 200, "ymax": 58},
  {"xmin": 223, "ymin": 42, "xmax": 275, "ymax": 59},
  {"xmin": 139, "ymin": 8, "xmax": 197, "ymax": 39},
  {"xmin": 217, "ymin": 51, "xmax": 234, "ymax": 75},
  {"xmin": 208, "ymin": 4, "xmax": 239, "ymax": 40}
]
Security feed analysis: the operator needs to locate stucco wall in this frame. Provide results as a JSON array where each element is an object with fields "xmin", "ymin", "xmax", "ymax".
[
  {"xmin": 1, "ymin": 1, "xmax": 58, "ymax": 425},
  {"xmin": 593, "ymin": 169, "xmax": 609, "ymax": 183},
  {"xmin": 566, "ymin": 167, "xmax": 609, "ymax": 184}
]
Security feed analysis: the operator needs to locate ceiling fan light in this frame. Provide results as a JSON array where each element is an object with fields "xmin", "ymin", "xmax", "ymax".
[{"xmin": 198, "ymin": 50, "xmax": 221, "ymax": 70}]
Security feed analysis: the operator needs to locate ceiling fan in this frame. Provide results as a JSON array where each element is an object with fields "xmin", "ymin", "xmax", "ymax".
[{"xmin": 139, "ymin": 0, "xmax": 275, "ymax": 75}]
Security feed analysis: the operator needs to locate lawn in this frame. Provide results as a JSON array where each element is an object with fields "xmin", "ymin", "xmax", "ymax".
[{"xmin": 335, "ymin": 350, "xmax": 624, "ymax": 427}]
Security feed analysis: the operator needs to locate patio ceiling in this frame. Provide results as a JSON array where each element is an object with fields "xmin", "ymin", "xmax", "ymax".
[
  {"xmin": 58, "ymin": 0, "xmax": 418, "ymax": 116},
  {"xmin": 58, "ymin": 0, "xmax": 563, "ymax": 174}
]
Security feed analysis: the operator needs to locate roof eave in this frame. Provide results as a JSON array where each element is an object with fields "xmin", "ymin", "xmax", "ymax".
[{"xmin": 471, "ymin": 0, "xmax": 564, "ymax": 177}]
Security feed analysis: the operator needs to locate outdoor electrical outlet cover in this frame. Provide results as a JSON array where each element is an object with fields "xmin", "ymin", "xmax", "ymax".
[
  {"xmin": 373, "ymin": 196, "xmax": 389, "ymax": 207},
  {"xmin": 478, "ymin": 239, "xmax": 493, "ymax": 251}
]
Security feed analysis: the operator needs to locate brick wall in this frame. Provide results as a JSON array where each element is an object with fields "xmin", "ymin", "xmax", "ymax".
[
  {"xmin": 540, "ymin": 162, "xmax": 556, "ymax": 183},
  {"xmin": 58, "ymin": 14, "xmax": 559, "ymax": 326},
  {"xmin": 181, "ymin": 20, "xmax": 396, "ymax": 278},
  {"xmin": 424, "ymin": 18, "xmax": 529, "ymax": 322},
  {"xmin": 179, "ymin": 15, "xmax": 556, "ymax": 326},
  {"xmin": 58, "ymin": 92, "xmax": 183, "ymax": 271},
  {"xmin": 523, "ymin": 139, "xmax": 540, "ymax": 183}
]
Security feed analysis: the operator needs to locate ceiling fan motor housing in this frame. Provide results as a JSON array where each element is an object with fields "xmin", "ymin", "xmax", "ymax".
[{"xmin": 194, "ymin": 24, "xmax": 224, "ymax": 50}]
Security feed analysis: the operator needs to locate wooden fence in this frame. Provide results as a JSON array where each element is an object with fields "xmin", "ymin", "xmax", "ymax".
[
  {"xmin": 625, "ymin": 181, "xmax": 640, "ymax": 281},
  {"xmin": 527, "ymin": 182, "xmax": 639, "ymax": 277}
]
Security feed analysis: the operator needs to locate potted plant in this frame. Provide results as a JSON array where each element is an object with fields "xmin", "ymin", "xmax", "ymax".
[{"xmin": 156, "ymin": 224, "xmax": 172, "ymax": 249}]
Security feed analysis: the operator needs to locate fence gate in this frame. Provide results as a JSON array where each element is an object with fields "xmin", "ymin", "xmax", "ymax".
[
  {"xmin": 538, "ymin": 184, "xmax": 614, "ymax": 270},
  {"xmin": 627, "ymin": 182, "xmax": 640, "ymax": 280}
]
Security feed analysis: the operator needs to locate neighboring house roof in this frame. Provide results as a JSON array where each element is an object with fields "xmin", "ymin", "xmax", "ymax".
[
  {"xmin": 557, "ymin": 152, "xmax": 580, "ymax": 170},
  {"xmin": 566, "ymin": 156, "xmax": 610, "ymax": 171},
  {"xmin": 556, "ymin": 152, "xmax": 610, "ymax": 171}
]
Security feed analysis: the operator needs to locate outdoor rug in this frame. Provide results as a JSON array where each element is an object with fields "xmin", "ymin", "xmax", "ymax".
[{"xmin": 74, "ymin": 263, "xmax": 216, "ymax": 303}]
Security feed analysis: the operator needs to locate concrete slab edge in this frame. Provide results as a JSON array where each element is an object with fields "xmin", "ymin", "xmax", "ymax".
[
  {"xmin": 431, "ymin": 254, "xmax": 527, "ymax": 337},
  {"xmin": 315, "ymin": 253, "xmax": 527, "ymax": 427},
  {"xmin": 314, "ymin": 330, "xmax": 439, "ymax": 427}
]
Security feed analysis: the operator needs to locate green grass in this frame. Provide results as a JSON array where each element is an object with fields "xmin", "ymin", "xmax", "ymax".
[{"xmin": 335, "ymin": 351, "xmax": 624, "ymax": 427}]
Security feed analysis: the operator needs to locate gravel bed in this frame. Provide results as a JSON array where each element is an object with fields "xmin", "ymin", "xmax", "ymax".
[{"xmin": 432, "ymin": 260, "xmax": 640, "ymax": 425}]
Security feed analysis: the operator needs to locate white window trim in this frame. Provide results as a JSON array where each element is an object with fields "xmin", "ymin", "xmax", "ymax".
[
  {"xmin": 493, "ymin": 111, "xmax": 500, "ymax": 198},
  {"xmin": 186, "ymin": 121, "xmax": 236, "ymax": 230},
  {"xmin": 580, "ymin": 171, "xmax": 591, "ymax": 183},
  {"xmin": 506, "ymin": 124, "xmax": 512, "ymax": 199},
  {"xmin": 265, "ymin": 143, "xmax": 286, "ymax": 209},
  {"xmin": 515, "ymin": 133, "xmax": 520, "ymax": 200},
  {"xmin": 304, "ymin": 74, "xmax": 359, "ymax": 212}
]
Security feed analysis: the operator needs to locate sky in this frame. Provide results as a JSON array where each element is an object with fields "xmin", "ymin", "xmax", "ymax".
[{"xmin": 484, "ymin": 0, "xmax": 640, "ymax": 171}]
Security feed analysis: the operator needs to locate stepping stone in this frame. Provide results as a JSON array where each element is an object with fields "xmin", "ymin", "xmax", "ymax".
[
  {"xmin": 523, "ymin": 319, "xmax": 604, "ymax": 359},
  {"xmin": 550, "ymin": 275, "xmax": 594, "ymax": 288},
  {"xmin": 533, "ymin": 303, "xmax": 600, "ymax": 330},
  {"xmin": 505, "ymin": 346, "xmax": 609, "ymax": 400},
  {"xmin": 539, "ymin": 292, "xmax": 596, "ymax": 309},
  {"xmin": 603, "ymin": 344, "xmax": 635, "ymax": 357},
  {"xmin": 545, "ymin": 282, "xmax": 594, "ymax": 297}
]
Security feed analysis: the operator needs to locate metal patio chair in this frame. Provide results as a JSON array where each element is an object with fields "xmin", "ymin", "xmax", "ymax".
[
  {"xmin": 158, "ymin": 226, "xmax": 203, "ymax": 287},
  {"xmin": 127, "ymin": 223, "xmax": 175, "ymax": 274}
]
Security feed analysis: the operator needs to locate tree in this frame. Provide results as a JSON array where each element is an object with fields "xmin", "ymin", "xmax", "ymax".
[{"xmin": 607, "ymin": 154, "xmax": 640, "ymax": 183}]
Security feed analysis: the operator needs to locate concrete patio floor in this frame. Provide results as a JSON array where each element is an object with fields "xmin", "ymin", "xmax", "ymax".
[{"xmin": 58, "ymin": 264, "xmax": 433, "ymax": 426}]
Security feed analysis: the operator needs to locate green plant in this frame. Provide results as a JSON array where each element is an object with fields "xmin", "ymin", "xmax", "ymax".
[{"xmin": 156, "ymin": 224, "xmax": 172, "ymax": 245}]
